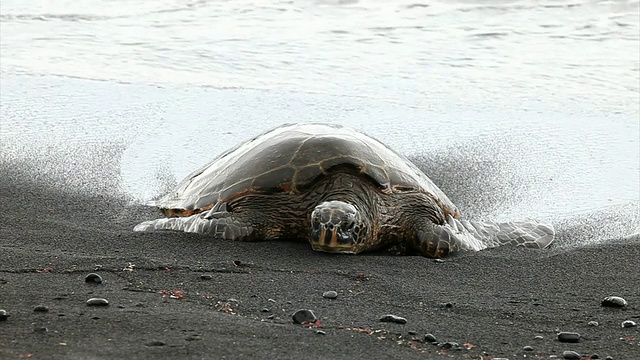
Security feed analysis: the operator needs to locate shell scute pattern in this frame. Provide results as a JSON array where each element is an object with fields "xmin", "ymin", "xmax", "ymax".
[{"xmin": 157, "ymin": 123, "xmax": 458, "ymax": 218}]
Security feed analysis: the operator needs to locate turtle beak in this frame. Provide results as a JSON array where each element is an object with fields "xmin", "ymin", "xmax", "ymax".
[{"xmin": 312, "ymin": 225, "xmax": 356, "ymax": 253}]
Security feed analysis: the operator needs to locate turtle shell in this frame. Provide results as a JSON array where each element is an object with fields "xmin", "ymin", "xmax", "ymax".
[{"xmin": 156, "ymin": 123, "xmax": 459, "ymax": 218}]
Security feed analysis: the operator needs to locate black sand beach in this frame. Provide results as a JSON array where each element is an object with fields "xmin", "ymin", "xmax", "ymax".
[{"xmin": 1, "ymin": 159, "xmax": 638, "ymax": 360}]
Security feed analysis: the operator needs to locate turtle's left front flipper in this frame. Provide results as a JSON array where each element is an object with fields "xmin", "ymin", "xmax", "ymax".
[
  {"xmin": 411, "ymin": 215, "xmax": 555, "ymax": 258},
  {"xmin": 133, "ymin": 209, "xmax": 255, "ymax": 241}
]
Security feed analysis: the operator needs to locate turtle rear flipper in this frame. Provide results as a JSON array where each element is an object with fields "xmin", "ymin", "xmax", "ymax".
[
  {"xmin": 134, "ymin": 211, "xmax": 255, "ymax": 241},
  {"xmin": 412, "ymin": 215, "xmax": 555, "ymax": 258}
]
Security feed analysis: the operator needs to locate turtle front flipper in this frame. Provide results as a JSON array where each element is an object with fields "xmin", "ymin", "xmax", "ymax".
[
  {"xmin": 133, "ymin": 208, "xmax": 256, "ymax": 241},
  {"xmin": 411, "ymin": 215, "xmax": 555, "ymax": 258}
]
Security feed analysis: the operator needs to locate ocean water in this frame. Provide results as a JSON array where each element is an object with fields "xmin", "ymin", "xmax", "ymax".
[{"xmin": 1, "ymin": 0, "xmax": 638, "ymax": 242}]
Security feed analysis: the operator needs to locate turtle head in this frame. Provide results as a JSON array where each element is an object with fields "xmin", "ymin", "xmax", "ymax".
[{"xmin": 310, "ymin": 201, "xmax": 367, "ymax": 254}]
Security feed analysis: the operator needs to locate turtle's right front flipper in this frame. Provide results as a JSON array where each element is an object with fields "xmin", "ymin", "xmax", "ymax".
[
  {"xmin": 133, "ymin": 208, "xmax": 255, "ymax": 241},
  {"xmin": 411, "ymin": 215, "xmax": 555, "ymax": 258}
]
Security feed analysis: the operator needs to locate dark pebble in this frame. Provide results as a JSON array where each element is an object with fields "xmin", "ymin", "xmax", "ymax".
[
  {"xmin": 563, "ymin": 350, "xmax": 581, "ymax": 359},
  {"xmin": 424, "ymin": 333, "xmax": 437, "ymax": 343},
  {"xmin": 315, "ymin": 330, "xmax": 326, "ymax": 335},
  {"xmin": 232, "ymin": 260, "xmax": 242, "ymax": 266},
  {"xmin": 146, "ymin": 341, "xmax": 165, "ymax": 346},
  {"xmin": 0, "ymin": 310, "xmax": 9, "ymax": 321},
  {"xmin": 292, "ymin": 309, "xmax": 317, "ymax": 324},
  {"xmin": 601, "ymin": 296, "xmax": 627, "ymax": 308},
  {"xmin": 558, "ymin": 332, "xmax": 580, "ymax": 343},
  {"xmin": 200, "ymin": 274, "xmax": 213, "ymax": 280},
  {"xmin": 33, "ymin": 326, "xmax": 48, "ymax": 333},
  {"xmin": 267, "ymin": 314, "xmax": 275, "ymax": 320},
  {"xmin": 534, "ymin": 335, "xmax": 544, "ymax": 340},
  {"xmin": 408, "ymin": 331, "xmax": 417, "ymax": 335},
  {"xmin": 591, "ymin": 354, "xmax": 599, "ymax": 359},
  {"xmin": 85, "ymin": 273, "xmax": 103, "ymax": 284},
  {"xmin": 605, "ymin": 356, "xmax": 613, "ymax": 360},
  {"xmin": 261, "ymin": 308, "xmax": 270, "ymax": 313},
  {"xmin": 621, "ymin": 320, "xmax": 637, "ymax": 328},
  {"xmin": 86, "ymin": 298, "xmax": 109, "ymax": 306},
  {"xmin": 523, "ymin": 345, "xmax": 534, "ymax": 351},
  {"xmin": 379, "ymin": 314, "xmax": 407, "ymax": 324},
  {"xmin": 443, "ymin": 302, "xmax": 453, "ymax": 308},
  {"xmin": 439, "ymin": 341, "xmax": 458, "ymax": 349},
  {"xmin": 322, "ymin": 291, "xmax": 338, "ymax": 299},
  {"xmin": 33, "ymin": 305, "xmax": 49, "ymax": 312},
  {"xmin": 588, "ymin": 321, "xmax": 599, "ymax": 327}
]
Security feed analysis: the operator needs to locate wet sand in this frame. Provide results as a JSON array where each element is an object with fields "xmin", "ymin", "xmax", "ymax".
[{"xmin": 1, "ymin": 162, "xmax": 638, "ymax": 360}]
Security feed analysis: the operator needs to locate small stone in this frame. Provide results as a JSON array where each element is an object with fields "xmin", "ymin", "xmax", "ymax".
[
  {"xmin": 621, "ymin": 320, "xmax": 637, "ymax": 328},
  {"xmin": 424, "ymin": 333, "xmax": 437, "ymax": 343},
  {"xmin": 563, "ymin": 350, "xmax": 581, "ymax": 359},
  {"xmin": 443, "ymin": 302, "xmax": 453, "ymax": 308},
  {"xmin": 605, "ymin": 356, "xmax": 613, "ymax": 360},
  {"xmin": 601, "ymin": 296, "xmax": 627, "ymax": 308},
  {"xmin": 86, "ymin": 298, "xmax": 109, "ymax": 306},
  {"xmin": 558, "ymin": 332, "xmax": 580, "ymax": 343},
  {"xmin": 292, "ymin": 309, "xmax": 317, "ymax": 324},
  {"xmin": 200, "ymin": 274, "xmax": 213, "ymax": 280},
  {"xmin": 434, "ymin": 259, "xmax": 445, "ymax": 263},
  {"xmin": 267, "ymin": 314, "xmax": 275, "ymax": 320},
  {"xmin": 439, "ymin": 341, "xmax": 458, "ymax": 349},
  {"xmin": 34, "ymin": 326, "xmax": 48, "ymax": 333},
  {"xmin": 534, "ymin": 335, "xmax": 544, "ymax": 340},
  {"xmin": 591, "ymin": 354, "xmax": 599, "ymax": 359},
  {"xmin": 146, "ymin": 341, "xmax": 165, "ymax": 346},
  {"xmin": 261, "ymin": 308, "xmax": 270, "ymax": 313},
  {"xmin": 523, "ymin": 345, "xmax": 534, "ymax": 351},
  {"xmin": 588, "ymin": 321, "xmax": 599, "ymax": 327},
  {"xmin": 84, "ymin": 273, "xmax": 103, "ymax": 284},
  {"xmin": 0, "ymin": 310, "xmax": 9, "ymax": 321},
  {"xmin": 268, "ymin": 298, "xmax": 276, "ymax": 303},
  {"xmin": 232, "ymin": 260, "xmax": 242, "ymax": 266},
  {"xmin": 315, "ymin": 330, "xmax": 326, "ymax": 335},
  {"xmin": 34, "ymin": 305, "xmax": 49, "ymax": 312},
  {"xmin": 117, "ymin": 305, "xmax": 125, "ymax": 309},
  {"xmin": 379, "ymin": 314, "xmax": 407, "ymax": 324},
  {"xmin": 408, "ymin": 331, "xmax": 417, "ymax": 335},
  {"xmin": 322, "ymin": 291, "xmax": 338, "ymax": 299}
]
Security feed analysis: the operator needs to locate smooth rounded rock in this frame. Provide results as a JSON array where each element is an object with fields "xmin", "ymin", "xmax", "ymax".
[
  {"xmin": 523, "ymin": 345, "xmax": 534, "ymax": 351},
  {"xmin": 86, "ymin": 298, "xmax": 109, "ymax": 306},
  {"xmin": 439, "ymin": 341, "xmax": 458, "ymax": 349},
  {"xmin": 591, "ymin": 354, "xmax": 599, "ymax": 359},
  {"xmin": 33, "ymin": 305, "xmax": 49, "ymax": 312},
  {"xmin": 292, "ymin": 309, "xmax": 317, "ymax": 324},
  {"xmin": 322, "ymin": 291, "xmax": 338, "ymax": 299},
  {"xmin": 200, "ymin": 274, "xmax": 213, "ymax": 280},
  {"xmin": 588, "ymin": 321, "xmax": 599, "ymax": 327},
  {"xmin": 315, "ymin": 330, "xmax": 326, "ymax": 335},
  {"xmin": 424, "ymin": 333, "xmax": 437, "ymax": 343},
  {"xmin": 534, "ymin": 335, "xmax": 544, "ymax": 340},
  {"xmin": 563, "ymin": 350, "xmax": 581, "ymax": 359},
  {"xmin": 558, "ymin": 332, "xmax": 580, "ymax": 343},
  {"xmin": 601, "ymin": 296, "xmax": 627, "ymax": 308},
  {"xmin": 85, "ymin": 273, "xmax": 103, "ymax": 284},
  {"xmin": 0, "ymin": 310, "xmax": 8, "ymax": 321},
  {"xmin": 379, "ymin": 314, "xmax": 407, "ymax": 324},
  {"xmin": 621, "ymin": 320, "xmax": 637, "ymax": 328}
]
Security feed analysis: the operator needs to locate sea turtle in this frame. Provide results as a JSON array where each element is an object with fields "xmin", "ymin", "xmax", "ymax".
[{"xmin": 134, "ymin": 123, "xmax": 554, "ymax": 258}]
